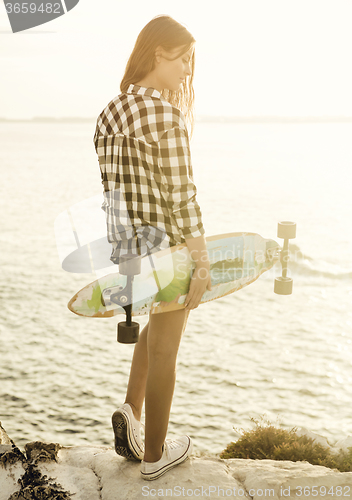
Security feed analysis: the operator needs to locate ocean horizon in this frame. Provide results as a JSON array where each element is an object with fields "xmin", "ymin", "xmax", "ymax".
[{"xmin": 1, "ymin": 115, "xmax": 352, "ymax": 123}]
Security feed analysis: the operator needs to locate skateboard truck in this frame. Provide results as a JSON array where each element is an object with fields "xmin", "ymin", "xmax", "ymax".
[
  {"xmin": 274, "ymin": 221, "xmax": 296, "ymax": 295},
  {"xmin": 107, "ymin": 253, "xmax": 141, "ymax": 344}
]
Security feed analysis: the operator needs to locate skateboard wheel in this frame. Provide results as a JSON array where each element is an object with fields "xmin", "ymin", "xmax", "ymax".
[
  {"xmin": 117, "ymin": 321, "xmax": 140, "ymax": 344},
  {"xmin": 277, "ymin": 221, "xmax": 296, "ymax": 240},
  {"xmin": 119, "ymin": 253, "xmax": 141, "ymax": 276},
  {"xmin": 274, "ymin": 277, "xmax": 293, "ymax": 295}
]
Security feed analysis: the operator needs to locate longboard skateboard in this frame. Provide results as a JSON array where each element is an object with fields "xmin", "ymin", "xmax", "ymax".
[{"xmin": 68, "ymin": 232, "xmax": 281, "ymax": 318}]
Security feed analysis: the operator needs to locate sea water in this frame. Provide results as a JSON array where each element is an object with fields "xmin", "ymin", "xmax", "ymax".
[{"xmin": 0, "ymin": 119, "xmax": 351, "ymax": 453}]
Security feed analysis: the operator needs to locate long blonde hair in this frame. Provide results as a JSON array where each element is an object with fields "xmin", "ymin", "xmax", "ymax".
[{"xmin": 121, "ymin": 15, "xmax": 196, "ymax": 134}]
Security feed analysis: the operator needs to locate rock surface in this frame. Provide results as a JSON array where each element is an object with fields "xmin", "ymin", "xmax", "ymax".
[{"xmin": 1, "ymin": 423, "xmax": 351, "ymax": 500}]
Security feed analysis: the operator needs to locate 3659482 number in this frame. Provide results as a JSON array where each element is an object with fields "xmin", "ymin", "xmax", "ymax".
[
  {"xmin": 296, "ymin": 485, "xmax": 351, "ymax": 497},
  {"xmin": 5, "ymin": 3, "xmax": 62, "ymax": 14}
]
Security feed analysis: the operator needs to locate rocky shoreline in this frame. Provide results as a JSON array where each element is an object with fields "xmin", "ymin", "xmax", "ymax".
[{"xmin": 1, "ymin": 423, "xmax": 351, "ymax": 500}]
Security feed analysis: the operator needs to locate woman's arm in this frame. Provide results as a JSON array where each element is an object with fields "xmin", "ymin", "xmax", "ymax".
[
  {"xmin": 184, "ymin": 234, "xmax": 211, "ymax": 310},
  {"xmin": 184, "ymin": 233, "xmax": 209, "ymax": 266}
]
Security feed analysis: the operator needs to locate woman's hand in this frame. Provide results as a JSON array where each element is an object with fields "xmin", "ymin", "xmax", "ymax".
[{"xmin": 184, "ymin": 264, "xmax": 212, "ymax": 311}]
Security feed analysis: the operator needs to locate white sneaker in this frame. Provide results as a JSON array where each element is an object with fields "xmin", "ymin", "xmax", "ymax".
[
  {"xmin": 141, "ymin": 436, "xmax": 193, "ymax": 480},
  {"xmin": 112, "ymin": 403, "xmax": 144, "ymax": 461}
]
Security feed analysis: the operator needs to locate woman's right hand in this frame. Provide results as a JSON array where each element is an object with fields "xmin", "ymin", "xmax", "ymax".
[{"xmin": 184, "ymin": 264, "xmax": 212, "ymax": 311}]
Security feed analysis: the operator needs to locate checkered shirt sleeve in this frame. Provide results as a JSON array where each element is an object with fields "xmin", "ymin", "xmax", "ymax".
[{"xmin": 158, "ymin": 126, "xmax": 204, "ymax": 239}]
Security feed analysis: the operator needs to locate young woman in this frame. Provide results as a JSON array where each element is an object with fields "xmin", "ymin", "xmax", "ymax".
[{"xmin": 94, "ymin": 15, "xmax": 211, "ymax": 480}]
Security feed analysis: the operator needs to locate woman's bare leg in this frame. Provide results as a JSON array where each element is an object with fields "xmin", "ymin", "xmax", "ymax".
[
  {"xmin": 143, "ymin": 309, "xmax": 189, "ymax": 462},
  {"xmin": 124, "ymin": 309, "xmax": 189, "ymax": 461},
  {"xmin": 124, "ymin": 322, "xmax": 149, "ymax": 421}
]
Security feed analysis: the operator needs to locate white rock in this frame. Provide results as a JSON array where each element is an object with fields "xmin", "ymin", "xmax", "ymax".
[
  {"xmin": 38, "ymin": 462, "xmax": 100, "ymax": 500},
  {"xmin": 0, "ymin": 428, "xmax": 25, "ymax": 500},
  {"xmin": 0, "ymin": 424, "xmax": 12, "ymax": 446},
  {"xmin": 227, "ymin": 458, "xmax": 352, "ymax": 500},
  {"xmin": 295, "ymin": 427, "xmax": 332, "ymax": 449},
  {"xmin": 37, "ymin": 446, "xmax": 110, "ymax": 500},
  {"xmin": 56, "ymin": 447, "xmax": 248, "ymax": 500},
  {"xmin": 0, "ymin": 461, "xmax": 24, "ymax": 500},
  {"xmin": 41, "ymin": 447, "xmax": 352, "ymax": 500},
  {"xmin": 1, "ymin": 443, "xmax": 352, "ymax": 500},
  {"xmin": 332, "ymin": 436, "xmax": 352, "ymax": 453}
]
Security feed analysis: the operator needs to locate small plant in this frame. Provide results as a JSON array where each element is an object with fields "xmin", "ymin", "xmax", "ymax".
[{"xmin": 220, "ymin": 416, "xmax": 352, "ymax": 472}]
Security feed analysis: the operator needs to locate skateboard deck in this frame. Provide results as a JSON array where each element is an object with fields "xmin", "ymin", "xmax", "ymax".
[{"xmin": 68, "ymin": 232, "xmax": 280, "ymax": 318}]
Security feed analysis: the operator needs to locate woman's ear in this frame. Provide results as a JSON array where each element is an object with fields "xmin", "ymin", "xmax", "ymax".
[{"xmin": 154, "ymin": 46, "xmax": 164, "ymax": 64}]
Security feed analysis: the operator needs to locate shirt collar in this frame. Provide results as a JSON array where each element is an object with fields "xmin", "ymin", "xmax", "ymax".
[{"xmin": 126, "ymin": 84, "xmax": 162, "ymax": 99}]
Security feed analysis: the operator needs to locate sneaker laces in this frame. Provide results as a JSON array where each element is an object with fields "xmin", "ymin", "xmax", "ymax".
[{"xmin": 163, "ymin": 438, "xmax": 184, "ymax": 459}]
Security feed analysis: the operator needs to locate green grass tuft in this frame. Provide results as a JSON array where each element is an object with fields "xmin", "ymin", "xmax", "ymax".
[{"xmin": 220, "ymin": 416, "xmax": 352, "ymax": 472}]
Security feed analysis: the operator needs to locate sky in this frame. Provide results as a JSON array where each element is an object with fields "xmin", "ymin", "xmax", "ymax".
[{"xmin": 1, "ymin": 0, "xmax": 352, "ymax": 119}]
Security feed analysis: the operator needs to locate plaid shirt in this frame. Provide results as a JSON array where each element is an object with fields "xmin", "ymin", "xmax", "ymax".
[{"xmin": 94, "ymin": 84, "xmax": 205, "ymax": 263}]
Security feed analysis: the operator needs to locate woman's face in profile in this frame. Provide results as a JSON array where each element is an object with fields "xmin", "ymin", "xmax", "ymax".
[{"xmin": 157, "ymin": 46, "xmax": 194, "ymax": 92}]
